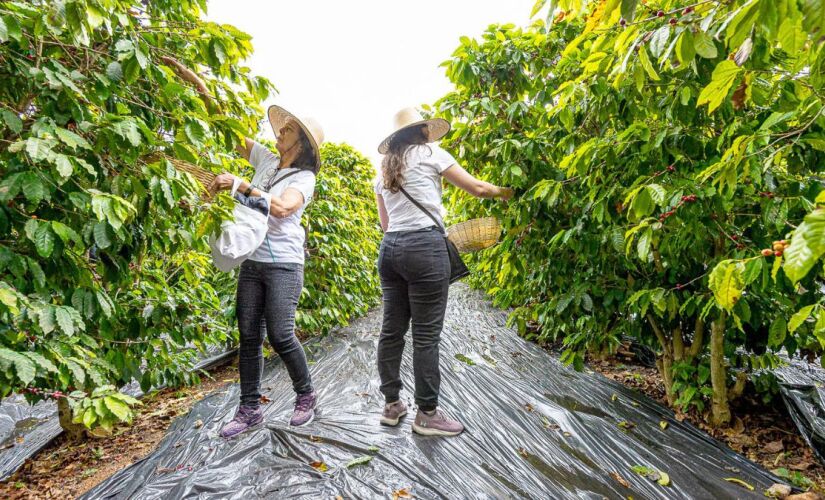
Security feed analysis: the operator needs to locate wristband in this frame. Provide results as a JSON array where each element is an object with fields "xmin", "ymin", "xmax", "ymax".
[{"xmin": 244, "ymin": 184, "xmax": 254, "ymax": 197}]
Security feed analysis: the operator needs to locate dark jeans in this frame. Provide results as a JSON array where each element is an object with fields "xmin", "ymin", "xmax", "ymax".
[
  {"xmin": 377, "ymin": 227, "xmax": 450, "ymax": 410},
  {"xmin": 236, "ymin": 260, "xmax": 312, "ymax": 408}
]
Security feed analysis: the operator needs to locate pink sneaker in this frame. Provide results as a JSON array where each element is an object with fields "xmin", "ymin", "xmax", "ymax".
[
  {"xmin": 220, "ymin": 405, "xmax": 263, "ymax": 438},
  {"xmin": 380, "ymin": 400, "xmax": 408, "ymax": 426},
  {"xmin": 289, "ymin": 391, "xmax": 317, "ymax": 427},
  {"xmin": 412, "ymin": 408, "xmax": 464, "ymax": 436}
]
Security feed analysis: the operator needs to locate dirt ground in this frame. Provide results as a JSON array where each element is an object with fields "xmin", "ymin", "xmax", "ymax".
[
  {"xmin": 0, "ymin": 362, "xmax": 239, "ymax": 499},
  {"xmin": 590, "ymin": 345, "xmax": 825, "ymax": 494}
]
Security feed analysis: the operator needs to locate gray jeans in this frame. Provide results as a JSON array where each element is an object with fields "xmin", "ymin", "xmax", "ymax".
[
  {"xmin": 377, "ymin": 227, "xmax": 450, "ymax": 410},
  {"xmin": 236, "ymin": 260, "xmax": 312, "ymax": 408}
]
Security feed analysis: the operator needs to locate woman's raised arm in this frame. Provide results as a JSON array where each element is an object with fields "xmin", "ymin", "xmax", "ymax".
[{"xmin": 442, "ymin": 164, "xmax": 513, "ymax": 200}]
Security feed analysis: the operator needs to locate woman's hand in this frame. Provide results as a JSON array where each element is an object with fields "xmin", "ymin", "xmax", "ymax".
[
  {"xmin": 498, "ymin": 187, "xmax": 515, "ymax": 201},
  {"xmin": 208, "ymin": 173, "xmax": 236, "ymax": 196}
]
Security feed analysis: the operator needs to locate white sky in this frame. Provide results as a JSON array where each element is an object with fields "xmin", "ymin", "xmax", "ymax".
[{"xmin": 206, "ymin": 0, "xmax": 534, "ymax": 165}]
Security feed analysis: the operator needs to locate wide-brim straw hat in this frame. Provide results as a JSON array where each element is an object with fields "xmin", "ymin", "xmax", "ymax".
[
  {"xmin": 378, "ymin": 107, "xmax": 450, "ymax": 155},
  {"xmin": 267, "ymin": 105, "xmax": 325, "ymax": 173}
]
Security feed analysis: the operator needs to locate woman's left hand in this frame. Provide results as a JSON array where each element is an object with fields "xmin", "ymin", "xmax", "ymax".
[{"xmin": 208, "ymin": 173, "xmax": 236, "ymax": 195}]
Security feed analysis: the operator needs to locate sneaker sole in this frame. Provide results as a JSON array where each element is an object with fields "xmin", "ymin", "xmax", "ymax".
[
  {"xmin": 380, "ymin": 410, "xmax": 407, "ymax": 426},
  {"xmin": 411, "ymin": 422, "xmax": 463, "ymax": 437}
]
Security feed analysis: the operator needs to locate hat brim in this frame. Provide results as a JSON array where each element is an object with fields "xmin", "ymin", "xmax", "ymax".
[
  {"xmin": 378, "ymin": 118, "xmax": 451, "ymax": 155},
  {"xmin": 267, "ymin": 105, "xmax": 321, "ymax": 173}
]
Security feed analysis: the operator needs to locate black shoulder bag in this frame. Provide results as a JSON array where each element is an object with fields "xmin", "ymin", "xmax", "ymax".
[{"xmin": 398, "ymin": 187, "xmax": 469, "ymax": 284}]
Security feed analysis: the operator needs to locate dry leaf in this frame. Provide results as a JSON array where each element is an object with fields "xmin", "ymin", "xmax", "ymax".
[
  {"xmin": 762, "ymin": 440, "xmax": 784, "ymax": 454},
  {"xmin": 610, "ymin": 472, "xmax": 630, "ymax": 488},
  {"xmin": 309, "ymin": 435, "xmax": 322, "ymax": 442},
  {"xmin": 765, "ymin": 483, "xmax": 792, "ymax": 499},
  {"xmin": 732, "ymin": 81, "xmax": 748, "ymax": 111},
  {"xmin": 259, "ymin": 395, "xmax": 271, "ymax": 404},
  {"xmin": 193, "ymin": 419, "xmax": 203, "ymax": 429},
  {"xmin": 659, "ymin": 421, "xmax": 669, "ymax": 431},
  {"xmin": 392, "ymin": 489, "xmax": 414, "ymax": 500},
  {"xmin": 309, "ymin": 461, "xmax": 328, "ymax": 472},
  {"xmin": 523, "ymin": 403, "xmax": 534, "ymax": 412},
  {"xmin": 517, "ymin": 447, "xmax": 529, "ymax": 458}
]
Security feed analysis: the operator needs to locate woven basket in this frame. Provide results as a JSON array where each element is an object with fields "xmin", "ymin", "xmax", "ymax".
[
  {"xmin": 144, "ymin": 154, "xmax": 216, "ymax": 194},
  {"xmin": 447, "ymin": 217, "xmax": 502, "ymax": 254}
]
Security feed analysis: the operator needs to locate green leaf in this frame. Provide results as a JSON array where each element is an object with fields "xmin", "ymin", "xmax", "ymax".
[
  {"xmin": 55, "ymin": 128, "xmax": 91, "ymax": 150},
  {"xmin": 649, "ymin": 26, "xmax": 670, "ymax": 59},
  {"xmin": 742, "ymin": 258, "xmax": 763, "ymax": 285},
  {"xmin": 697, "ymin": 61, "xmax": 741, "ymax": 113},
  {"xmin": 93, "ymin": 221, "xmax": 112, "ymax": 249},
  {"xmin": 1, "ymin": 109, "xmax": 23, "ymax": 134},
  {"xmin": 38, "ymin": 305, "xmax": 56, "ymax": 334},
  {"xmin": 784, "ymin": 210, "xmax": 825, "ymax": 283},
  {"xmin": 694, "ymin": 31, "xmax": 718, "ymax": 59},
  {"xmin": 106, "ymin": 61, "xmax": 123, "ymax": 82},
  {"xmin": 22, "ymin": 352, "xmax": 58, "ymax": 374},
  {"xmin": 709, "ymin": 260, "xmax": 745, "ymax": 311},
  {"xmin": 56, "ymin": 306, "xmax": 76, "ymax": 336},
  {"xmin": 620, "ymin": 0, "xmax": 637, "ymax": 22},
  {"xmin": 52, "ymin": 221, "xmax": 82, "ymax": 246},
  {"xmin": 111, "ymin": 119, "xmax": 142, "ymax": 147},
  {"xmin": 789, "ymin": 305, "xmax": 815, "ymax": 334},
  {"xmin": 20, "ymin": 172, "xmax": 47, "ymax": 204},
  {"xmin": 0, "ymin": 348, "xmax": 36, "ymax": 384},
  {"xmin": 0, "ymin": 16, "xmax": 7, "ymax": 42},
  {"xmin": 346, "ymin": 455, "xmax": 373, "ymax": 468},
  {"xmin": 34, "ymin": 222, "xmax": 55, "ymax": 258},
  {"xmin": 55, "ymin": 155, "xmax": 73, "ymax": 178},
  {"xmin": 0, "ymin": 284, "xmax": 19, "ymax": 315},
  {"xmin": 676, "ymin": 31, "xmax": 695, "ymax": 66},
  {"xmin": 769, "ymin": 317, "xmax": 787, "ymax": 348},
  {"xmin": 103, "ymin": 396, "xmax": 131, "ymax": 422},
  {"xmin": 637, "ymin": 46, "xmax": 660, "ymax": 81}
]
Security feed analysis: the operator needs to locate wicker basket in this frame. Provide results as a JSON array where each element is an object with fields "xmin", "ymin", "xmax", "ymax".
[
  {"xmin": 144, "ymin": 154, "xmax": 216, "ymax": 194},
  {"xmin": 447, "ymin": 217, "xmax": 502, "ymax": 254}
]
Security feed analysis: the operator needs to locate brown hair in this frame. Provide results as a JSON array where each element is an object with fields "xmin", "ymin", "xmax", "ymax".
[{"xmin": 381, "ymin": 126, "xmax": 429, "ymax": 193}]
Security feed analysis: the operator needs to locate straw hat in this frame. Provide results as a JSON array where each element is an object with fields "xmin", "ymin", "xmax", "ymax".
[
  {"xmin": 378, "ymin": 107, "xmax": 450, "ymax": 154},
  {"xmin": 267, "ymin": 105, "xmax": 325, "ymax": 173}
]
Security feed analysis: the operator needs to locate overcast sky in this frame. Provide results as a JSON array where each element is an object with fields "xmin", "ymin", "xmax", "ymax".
[{"xmin": 206, "ymin": 0, "xmax": 534, "ymax": 165}]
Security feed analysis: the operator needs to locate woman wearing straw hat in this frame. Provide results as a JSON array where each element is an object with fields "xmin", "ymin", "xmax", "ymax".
[
  {"xmin": 375, "ymin": 107, "xmax": 513, "ymax": 436},
  {"xmin": 206, "ymin": 106, "xmax": 325, "ymax": 438}
]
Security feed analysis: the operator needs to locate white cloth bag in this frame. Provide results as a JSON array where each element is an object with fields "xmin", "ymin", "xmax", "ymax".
[{"xmin": 209, "ymin": 191, "xmax": 272, "ymax": 272}]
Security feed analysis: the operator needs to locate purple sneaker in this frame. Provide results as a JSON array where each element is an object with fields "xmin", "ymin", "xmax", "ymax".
[
  {"xmin": 412, "ymin": 408, "xmax": 464, "ymax": 437},
  {"xmin": 380, "ymin": 400, "xmax": 407, "ymax": 426},
  {"xmin": 290, "ymin": 391, "xmax": 317, "ymax": 427},
  {"xmin": 220, "ymin": 405, "xmax": 263, "ymax": 438}
]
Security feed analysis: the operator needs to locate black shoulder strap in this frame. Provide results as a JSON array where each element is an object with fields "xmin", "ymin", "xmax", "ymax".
[
  {"xmin": 262, "ymin": 169, "xmax": 301, "ymax": 191},
  {"xmin": 398, "ymin": 186, "xmax": 445, "ymax": 234}
]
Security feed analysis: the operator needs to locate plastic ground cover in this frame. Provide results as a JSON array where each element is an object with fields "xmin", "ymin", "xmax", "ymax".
[
  {"xmin": 774, "ymin": 355, "xmax": 825, "ymax": 463},
  {"xmin": 84, "ymin": 285, "xmax": 782, "ymax": 499},
  {"xmin": 0, "ymin": 345, "xmax": 237, "ymax": 481}
]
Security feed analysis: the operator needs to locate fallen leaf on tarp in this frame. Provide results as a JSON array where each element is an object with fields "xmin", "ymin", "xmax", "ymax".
[
  {"xmin": 618, "ymin": 420, "xmax": 635, "ymax": 430},
  {"xmin": 787, "ymin": 493, "xmax": 823, "ymax": 500},
  {"xmin": 193, "ymin": 419, "xmax": 203, "ymax": 429},
  {"xmin": 631, "ymin": 401, "xmax": 640, "ymax": 407},
  {"xmin": 346, "ymin": 456, "xmax": 373, "ymax": 468},
  {"xmin": 724, "ymin": 478, "xmax": 755, "ymax": 491},
  {"xmin": 610, "ymin": 472, "xmax": 630, "ymax": 487},
  {"xmin": 611, "ymin": 393, "xmax": 618, "ymax": 402},
  {"xmin": 631, "ymin": 465, "xmax": 670, "ymax": 486},
  {"xmin": 355, "ymin": 391, "xmax": 370, "ymax": 397},
  {"xmin": 764, "ymin": 483, "xmax": 792, "ymax": 498},
  {"xmin": 517, "ymin": 447, "xmax": 529, "ymax": 458},
  {"xmin": 259, "ymin": 395, "xmax": 271, "ymax": 404},
  {"xmin": 763, "ymin": 440, "xmax": 784, "ymax": 454},
  {"xmin": 335, "ymin": 496, "xmax": 343, "ymax": 500},
  {"xmin": 392, "ymin": 489, "xmax": 413, "ymax": 499},
  {"xmin": 659, "ymin": 421, "xmax": 668, "ymax": 430},
  {"xmin": 367, "ymin": 446, "xmax": 379, "ymax": 453},
  {"xmin": 309, "ymin": 461, "xmax": 328, "ymax": 472},
  {"xmin": 541, "ymin": 416, "xmax": 559, "ymax": 430},
  {"xmin": 454, "ymin": 353, "xmax": 476, "ymax": 366},
  {"xmin": 309, "ymin": 435, "xmax": 322, "ymax": 442},
  {"xmin": 523, "ymin": 403, "xmax": 535, "ymax": 412}
]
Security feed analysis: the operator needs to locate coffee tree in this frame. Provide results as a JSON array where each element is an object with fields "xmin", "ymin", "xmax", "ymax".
[
  {"xmin": 0, "ymin": 0, "xmax": 272, "ymax": 434},
  {"xmin": 436, "ymin": 0, "xmax": 824, "ymax": 425},
  {"xmin": 299, "ymin": 143, "xmax": 382, "ymax": 334}
]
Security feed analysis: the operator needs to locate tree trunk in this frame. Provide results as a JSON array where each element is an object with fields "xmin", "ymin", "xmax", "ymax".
[
  {"xmin": 648, "ymin": 315, "xmax": 676, "ymax": 406},
  {"xmin": 57, "ymin": 398, "xmax": 86, "ymax": 440},
  {"xmin": 710, "ymin": 313, "xmax": 731, "ymax": 427}
]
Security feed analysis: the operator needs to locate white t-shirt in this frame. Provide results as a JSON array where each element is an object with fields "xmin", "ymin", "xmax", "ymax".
[
  {"xmin": 245, "ymin": 142, "xmax": 315, "ymax": 264},
  {"xmin": 374, "ymin": 144, "xmax": 457, "ymax": 233}
]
